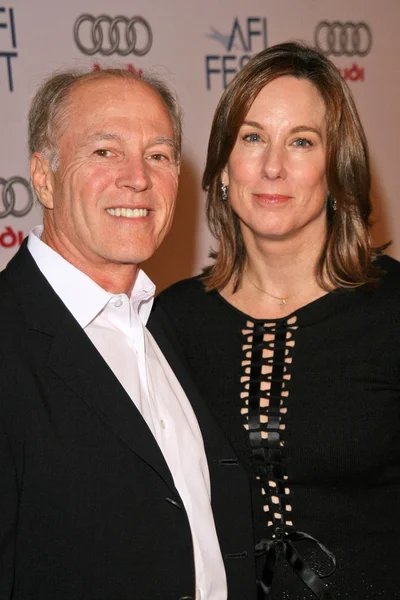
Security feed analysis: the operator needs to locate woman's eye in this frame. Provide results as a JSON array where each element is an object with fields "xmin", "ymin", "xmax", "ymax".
[
  {"xmin": 293, "ymin": 138, "xmax": 313, "ymax": 148},
  {"xmin": 94, "ymin": 149, "xmax": 113, "ymax": 157},
  {"xmin": 243, "ymin": 133, "xmax": 261, "ymax": 143}
]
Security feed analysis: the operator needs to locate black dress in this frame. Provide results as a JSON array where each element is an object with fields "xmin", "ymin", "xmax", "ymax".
[{"xmin": 153, "ymin": 255, "xmax": 400, "ymax": 600}]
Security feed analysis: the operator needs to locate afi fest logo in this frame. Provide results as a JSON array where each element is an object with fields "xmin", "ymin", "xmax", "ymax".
[
  {"xmin": 205, "ymin": 17, "xmax": 268, "ymax": 90},
  {"xmin": 0, "ymin": 176, "xmax": 33, "ymax": 219},
  {"xmin": 74, "ymin": 14, "xmax": 153, "ymax": 57},
  {"xmin": 0, "ymin": 176, "xmax": 33, "ymax": 250},
  {"xmin": 0, "ymin": 6, "xmax": 17, "ymax": 92},
  {"xmin": 315, "ymin": 21, "xmax": 372, "ymax": 83}
]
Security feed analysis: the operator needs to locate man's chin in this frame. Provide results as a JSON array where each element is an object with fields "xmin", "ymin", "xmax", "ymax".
[{"xmin": 111, "ymin": 248, "xmax": 160, "ymax": 268}]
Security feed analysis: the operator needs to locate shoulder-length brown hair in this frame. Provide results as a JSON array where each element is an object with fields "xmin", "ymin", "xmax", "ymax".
[{"xmin": 202, "ymin": 41, "xmax": 386, "ymax": 292}]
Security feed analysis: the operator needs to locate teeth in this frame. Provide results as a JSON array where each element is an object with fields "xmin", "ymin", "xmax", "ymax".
[{"xmin": 106, "ymin": 208, "xmax": 149, "ymax": 218}]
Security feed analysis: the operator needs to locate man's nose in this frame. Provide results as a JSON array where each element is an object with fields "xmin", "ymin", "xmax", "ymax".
[{"xmin": 115, "ymin": 155, "xmax": 151, "ymax": 192}]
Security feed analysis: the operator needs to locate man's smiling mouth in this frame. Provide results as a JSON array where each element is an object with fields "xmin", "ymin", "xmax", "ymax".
[{"xmin": 106, "ymin": 208, "xmax": 149, "ymax": 218}]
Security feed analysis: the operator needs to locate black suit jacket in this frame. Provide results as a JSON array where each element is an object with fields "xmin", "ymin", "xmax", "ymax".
[{"xmin": 0, "ymin": 244, "xmax": 256, "ymax": 600}]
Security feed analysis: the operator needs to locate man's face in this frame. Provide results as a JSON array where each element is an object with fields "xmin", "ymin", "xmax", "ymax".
[{"xmin": 35, "ymin": 77, "xmax": 179, "ymax": 278}]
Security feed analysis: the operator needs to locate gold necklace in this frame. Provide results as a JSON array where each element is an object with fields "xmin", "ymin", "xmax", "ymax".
[{"xmin": 246, "ymin": 272, "xmax": 291, "ymax": 309}]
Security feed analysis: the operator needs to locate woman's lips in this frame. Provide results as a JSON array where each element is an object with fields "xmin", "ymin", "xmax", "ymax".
[{"xmin": 253, "ymin": 193, "xmax": 292, "ymax": 204}]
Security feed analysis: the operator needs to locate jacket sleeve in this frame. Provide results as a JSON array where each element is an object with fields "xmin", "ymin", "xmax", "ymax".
[{"xmin": 0, "ymin": 417, "xmax": 18, "ymax": 598}]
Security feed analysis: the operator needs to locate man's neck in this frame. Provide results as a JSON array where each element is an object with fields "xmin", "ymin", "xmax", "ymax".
[{"xmin": 41, "ymin": 230, "xmax": 139, "ymax": 296}]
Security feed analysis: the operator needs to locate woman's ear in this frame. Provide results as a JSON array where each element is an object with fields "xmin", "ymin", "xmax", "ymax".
[{"xmin": 221, "ymin": 165, "xmax": 229, "ymax": 186}]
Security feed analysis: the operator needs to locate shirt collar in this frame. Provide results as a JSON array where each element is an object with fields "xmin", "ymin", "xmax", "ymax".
[{"xmin": 27, "ymin": 225, "xmax": 156, "ymax": 328}]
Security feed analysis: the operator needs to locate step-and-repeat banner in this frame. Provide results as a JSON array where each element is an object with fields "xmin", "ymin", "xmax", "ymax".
[{"xmin": 1, "ymin": 0, "xmax": 399, "ymax": 290}]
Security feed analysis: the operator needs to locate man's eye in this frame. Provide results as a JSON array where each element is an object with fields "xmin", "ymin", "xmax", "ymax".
[
  {"xmin": 293, "ymin": 138, "xmax": 313, "ymax": 148},
  {"xmin": 243, "ymin": 133, "xmax": 261, "ymax": 143},
  {"xmin": 149, "ymin": 153, "xmax": 169, "ymax": 162},
  {"xmin": 94, "ymin": 149, "xmax": 113, "ymax": 157}
]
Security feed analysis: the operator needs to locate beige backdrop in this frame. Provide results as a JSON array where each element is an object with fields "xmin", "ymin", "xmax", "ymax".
[{"xmin": 1, "ymin": 0, "xmax": 398, "ymax": 291}]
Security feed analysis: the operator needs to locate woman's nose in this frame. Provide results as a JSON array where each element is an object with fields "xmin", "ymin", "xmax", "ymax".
[{"xmin": 261, "ymin": 146, "xmax": 286, "ymax": 180}]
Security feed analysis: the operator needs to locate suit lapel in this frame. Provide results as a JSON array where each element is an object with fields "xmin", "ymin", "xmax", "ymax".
[{"xmin": 5, "ymin": 244, "xmax": 176, "ymax": 492}]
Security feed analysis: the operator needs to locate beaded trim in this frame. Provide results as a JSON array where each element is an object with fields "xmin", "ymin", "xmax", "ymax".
[
  {"xmin": 241, "ymin": 317, "xmax": 297, "ymax": 534},
  {"xmin": 241, "ymin": 318, "xmax": 337, "ymax": 599}
]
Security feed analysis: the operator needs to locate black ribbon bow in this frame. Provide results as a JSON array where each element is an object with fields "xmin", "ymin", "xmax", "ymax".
[{"xmin": 255, "ymin": 529, "xmax": 336, "ymax": 600}]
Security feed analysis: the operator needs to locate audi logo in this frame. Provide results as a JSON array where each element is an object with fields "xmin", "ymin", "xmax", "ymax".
[
  {"xmin": 315, "ymin": 21, "xmax": 372, "ymax": 57},
  {"xmin": 0, "ymin": 176, "xmax": 34, "ymax": 218},
  {"xmin": 74, "ymin": 14, "xmax": 153, "ymax": 57}
]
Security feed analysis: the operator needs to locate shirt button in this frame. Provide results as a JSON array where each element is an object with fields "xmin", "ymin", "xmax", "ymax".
[
  {"xmin": 160, "ymin": 419, "xmax": 166, "ymax": 429},
  {"xmin": 114, "ymin": 296, "xmax": 123, "ymax": 308}
]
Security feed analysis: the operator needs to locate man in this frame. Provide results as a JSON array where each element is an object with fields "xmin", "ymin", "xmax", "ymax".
[{"xmin": 0, "ymin": 69, "xmax": 255, "ymax": 599}]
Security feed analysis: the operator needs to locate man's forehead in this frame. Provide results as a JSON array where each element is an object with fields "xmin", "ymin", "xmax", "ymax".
[
  {"xmin": 54, "ymin": 76, "xmax": 175, "ymax": 151},
  {"xmin": 69, "ymin": 75, "xmax": 163, "ymax": 109},
  {"xmin": 58, "ymin": 76, "xmax": 168, "ymax": 125},
  {"xmin": 62, "ymin": 77, "xmax": 172, "ymax": 132}
]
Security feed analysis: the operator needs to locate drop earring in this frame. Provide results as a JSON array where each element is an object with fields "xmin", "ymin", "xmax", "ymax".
[
  {"xmin": 327, "ymin": 193, "xmax": 337, "ymax": 212},
  {"xmin": 221, "ymin": 183, "xmax": 229, "ymax": 201}
]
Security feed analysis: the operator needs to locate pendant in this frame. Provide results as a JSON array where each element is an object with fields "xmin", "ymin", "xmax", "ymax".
[{"xmin": 279, "ymin": 298, "xmax": 286, "ymax": 308}]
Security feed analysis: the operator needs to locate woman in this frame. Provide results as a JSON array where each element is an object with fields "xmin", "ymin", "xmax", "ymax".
[{"xmin": 153, "ymin": 42, "xmax": 400, "ymax": 599}]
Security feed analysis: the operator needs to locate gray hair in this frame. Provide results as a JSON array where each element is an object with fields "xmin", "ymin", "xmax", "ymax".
[{"xmin": 28, "ymin": 67, "xmax": 182, "ymax": 170}]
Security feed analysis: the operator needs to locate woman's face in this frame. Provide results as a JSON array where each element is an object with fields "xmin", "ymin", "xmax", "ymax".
[{"xmin": 222, "ymin": 76, "xmax": 329, "ymax": 247}]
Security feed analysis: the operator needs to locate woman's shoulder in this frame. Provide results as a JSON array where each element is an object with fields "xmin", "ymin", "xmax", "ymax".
[
  {"xmin": 154, "ymin": 275, "xmax": 214, "ymax": 320},
  {"xmin": 375, "ymin": 254, "xmax": 400, "ymax": 292},
  {"xmin": 156, "ymin": 275, "xmax": 207, "ymax": 305},
  {"xmin": 360, "ymin": 255, "xmax": 400, "ymax": 325},
  {"xmin": 158, "ymin": 274, "xmax": 205, "ymax": 296}
]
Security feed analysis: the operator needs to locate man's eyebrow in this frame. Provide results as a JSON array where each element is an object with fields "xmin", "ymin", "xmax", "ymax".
[
  {"xmin": 153, "ymin": 137, "xmax": 178, "ymax": 154},
  {"xmin": 153, "ymin": 136, "xmax": 175, "ymax": 147},
  {"xmin": 85, "ymin": 132, "xmax": 122, "ymax": 144},
  {"xmin": 85, "ymin": 133, "xmax": 177, "ymax": 150}
]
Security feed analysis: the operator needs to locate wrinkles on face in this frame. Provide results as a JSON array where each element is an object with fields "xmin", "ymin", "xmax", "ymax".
[{"xmin": 41, "ymin": 77, "xmax": 179, "ymax": 292}]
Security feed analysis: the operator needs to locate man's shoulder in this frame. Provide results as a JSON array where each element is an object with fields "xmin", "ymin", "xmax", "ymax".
[
  {"xmin": 0, "ymin": 247, "xmax": 26, "ymax": 310},
  {"xmin": 0, "ymin": 241, "xmax": 32, "ymax": 283},
  {"xmin": 0, "ymin": 243, "xmax": 70, "ymax": 334}
]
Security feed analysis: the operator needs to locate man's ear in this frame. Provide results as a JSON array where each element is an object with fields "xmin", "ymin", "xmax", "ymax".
[{"xmin": 30, "ymin": 152, "xmax": 55, "ymax": 209}]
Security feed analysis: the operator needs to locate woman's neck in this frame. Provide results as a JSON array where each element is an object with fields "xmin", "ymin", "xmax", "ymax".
[{"xmin": 221, "ymin": 231, "xmax": 329, "ymax": 319}]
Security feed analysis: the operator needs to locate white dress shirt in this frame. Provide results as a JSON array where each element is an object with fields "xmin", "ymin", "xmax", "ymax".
[{"xmin": 28, "ymin": 226, "xmax": 227, "ymax": 600}]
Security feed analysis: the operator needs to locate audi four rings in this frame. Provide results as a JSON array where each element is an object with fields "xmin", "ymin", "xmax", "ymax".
[
  {"xmin": 74, "ymin": 14, "xmax": 153, "ymax": 56},
  {"xmin": 315, "ymin": 21, "xmax": 372, "ymax": 56},
  {"xmin": 0, "ymin": 177, "xmax": 34, "ymax": 218}
]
